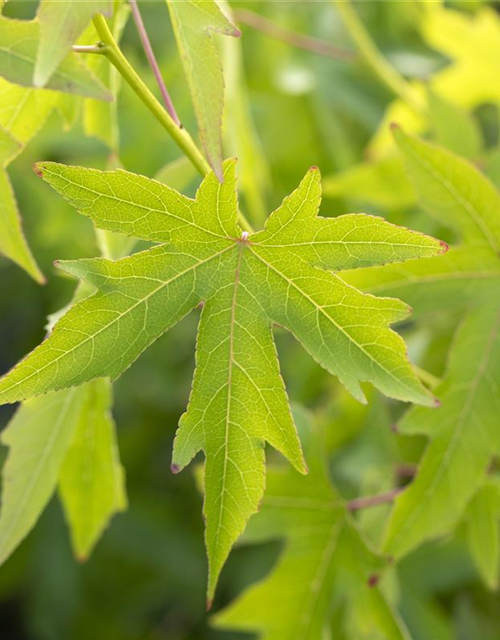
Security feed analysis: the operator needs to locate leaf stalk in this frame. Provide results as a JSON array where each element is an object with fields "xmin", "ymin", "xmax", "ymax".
[
  {"xmin": 89, "ymin": 14, "xmax": 253, "ymax": 233},
  {"xmin": 92, "ymin": 14, "xmax": 209, "ymax": 176}
]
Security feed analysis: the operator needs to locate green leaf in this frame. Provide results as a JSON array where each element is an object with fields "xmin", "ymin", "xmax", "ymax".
[
  {"xmin": 383, "ymin": 301, "xmax": 500, "ymax": 559},
  {"xmin": 59, "ymin": 378, "xmax": 126, "ymax": 561},
  {"xmin": 0, "ymin": 121, "xmax": 19, "ymax": 165},
  {"xmin": 392, "ymin": 126, "xmax": 500, "ymax": 252},
  {"xmin": 214, "ymin": 409, "xmax": 410, "ymax": 640},
  {"xmin": 322, "ymin": 155, "xmax": 416, "ymax": 211},
  {"xmin": 166, "ymin": 0, "xmax": 241, "ymax": 179},
  {"xmin": 0, "ymin": 160, "xmax": 443, "ymax": 595},
  {"xmin": 423, "ymin": 4, "xmax": 500, "ymax": 109},
  {"xmin": 0, "ymin": 76, "xmax": 58, "ymax": 147},
  {"xmin": 0, "ymin": 15, "xmax": 111, "ymax": 100},
  {"xmin": 344, "ymin": 129, "xmax": 500, "ymax": 314},
  {"xmin": 34, "ymin": 0, "xmax": 111, "ymax": 88},
  {"xmin": 344, "ymin": 246, "xmax": 500, "ymax": 315},
  {"xmin": 428, "ymin": 92, "xmax": 481, "ymax": 160},
  {"xmin": 0, "ymin": 387, "xmax": 85, "ymax": 564},
  {"xmin": 464, "ymin": 480, "xmax": 500, "ymax": 589},
  {"xmin": 0, "ymin": 168, "xmax": 45, "ymax": 283},
  {"xmin": 0, "ymin": 77, "xmax": 62, "ymax": 282}
]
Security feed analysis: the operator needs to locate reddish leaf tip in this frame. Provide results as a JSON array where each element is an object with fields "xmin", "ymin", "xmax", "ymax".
[
  {"xmin": 33, "ymin": 163, "xmax": 44, "ymax": 178},
  {"xmin": 171, "ymin": 463, "xmax": 181, "ymax": 474},
  {"xmin": 433, "ymin": 398, "xmax": 441, "ymax": 408},
  {"xmin": 439, "ymin": 240, "xmax": 449, "ymax": 254},
  {"xmin": 310, "ymin": 165, "xmax": 319, "ymax": 171},
  {"xmin": 206, "ymin": 598, "xmax": 213, "ymax": 611},
  {"xmin": 390, "ymin": 122, "xmax": 400, "ymax": 132},
  {"xmin": 368, "ymin": 574, "xmax": 380, "ymax": 588},
  {"xmin": 389, "ymin": 423, "xmax": 399, "ymax": 434}
]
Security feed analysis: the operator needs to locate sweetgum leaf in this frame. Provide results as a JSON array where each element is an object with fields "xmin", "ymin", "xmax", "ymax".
[
  {"xmin": 384, "ymin": 301, "xmax": 500, "ymax": 560},
  {"xmin": 0, "ymin": 77, "xmax": 53, "ymax": 283},
  {"xmin": 166, "ymin": 0, "xmax": 240, "ymax": 179},
  {"xmin": 345, "ymin": 245, "xmax": 500, "ymax": 316},
  {"xmin": 34, "ymin": 0, "xmax": 111, "ymax": 88},
  {"xmin": 464, "ymin": 481, "xmax": 500, "ymax": 590},
  {"xmin": 0, "ymin": 14, "xmax": 111, "ymax": 100},
  {"xmin": 347, "ymin": 130, "xmax": 500, "ymax": 559},
  {"xmin": 0, "ymin": 387, "xmax": 85, "ymax": 564},
  {"xmin": 59, "ymin": 378, "xmax": 126, "ymax": 561},
  {"xmin": 392, "ymin": 126, "xmax": 500, "ymax": 251},
  {"xmin": 0, "ymin": 159, "xmax": 443, "ymax": 596},
  {"xmin": 214, "ymin": 409, "xmax": 411, "ymax": 640},
  {"xmin": 345, "ymin": 129, "xmax": 500, "ymax": 312},
  {"xmin": 0, "ymin": 380, "xmax": 125, "ymax": 566}
]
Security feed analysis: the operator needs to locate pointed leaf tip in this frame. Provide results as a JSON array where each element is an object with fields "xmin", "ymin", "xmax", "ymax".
[
  {"xmin": 171, "ymin": 463, "xmax": 181, "ymax": 474},
  {"xmin": 33, "ymin": 163, "xmax": 45, "ymax": 179},
  {"xmin": 368, "ymin": 574, "xmax": 380, "ymax": 588}
]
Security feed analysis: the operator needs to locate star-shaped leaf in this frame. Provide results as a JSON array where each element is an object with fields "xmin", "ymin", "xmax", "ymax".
[{"xmin": 0, "ymin": 159, "xmax": 444, "ymax": 596}]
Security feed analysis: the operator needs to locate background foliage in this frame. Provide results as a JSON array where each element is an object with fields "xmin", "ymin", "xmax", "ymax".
[{"xmin": 1, "ymin": 1, "xmax": 500, "ymax": 639}]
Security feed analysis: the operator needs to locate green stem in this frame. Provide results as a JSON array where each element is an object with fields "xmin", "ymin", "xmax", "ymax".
[
  {"xmin": 334, "ymin": 0, "xmax": 425, "ymax": 114},
  {"xmin": 93, "ymin": 14, "xmax": 210, "ymax": 176},
  {"xmin": 91, "ymin": 14, "xmax": 253, "ymax": 233}
]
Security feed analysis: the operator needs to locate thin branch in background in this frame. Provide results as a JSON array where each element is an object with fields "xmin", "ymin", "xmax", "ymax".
[
  {"xmin": 346, "ymin": 486, "xmax": 405, "ymax": 512},
  {"xmin": 233, "ymin": 8, "xmax": 355, "ymax": 62},
  {"xmin": 396, "ymin": 463, "xmax": 417, "ymax": 479},
  {"xmin": 128, "ymin": 0, "xmax": 181, "ymax": 126}
]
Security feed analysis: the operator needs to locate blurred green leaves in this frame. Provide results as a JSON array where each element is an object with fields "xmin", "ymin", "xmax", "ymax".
[
  {"xmin": 0, "ymin": 379, "xmax": 125, "ymax": 566},
  {"xmin": 215, "ymin": 409, "xmax": 411, "ymax": 640},
  {"xmin": 0, "ymin": 1, "xmax": 500, "ymax": 637}
]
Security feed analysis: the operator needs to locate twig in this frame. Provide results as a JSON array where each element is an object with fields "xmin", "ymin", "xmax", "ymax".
[
  {"xmin": 128, "ymin": 0, "xmax": 181, "ymax": 126},
  {"xmin": 89, "ymin": 15, "xmax": 253, "ymax": 233},
  {"xmin": 234, "ymin": 8, "xmax": 355, "ymax": 62},
  {"xmin": 347, "ymin": 486, "xmax": 404, "ymax": 512}
]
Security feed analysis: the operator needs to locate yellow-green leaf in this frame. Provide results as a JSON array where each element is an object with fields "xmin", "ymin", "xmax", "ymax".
[{"xmin": 59, "ymin": 379, "xmax": 126, "ymax": 561}]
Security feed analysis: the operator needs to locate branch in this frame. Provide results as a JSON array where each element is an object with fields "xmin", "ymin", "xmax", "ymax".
[
  {"xmin": 346, "ymin": 486, "xmax": 405, "ymax": 512},
  {"xmin": 90, "ymin": 15, "xmax": 253, "ymax": 233},
  {"xmin": 234, "ymin": 8, "xmax": 355, "ymax": 62},
  {"xmin": 128, "ymin": 0, "xmax": 181, "ymax": 126}
]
